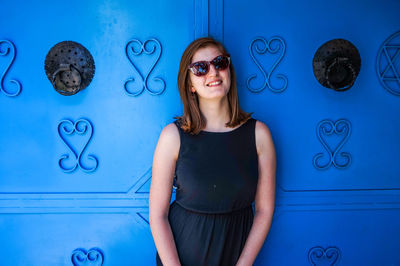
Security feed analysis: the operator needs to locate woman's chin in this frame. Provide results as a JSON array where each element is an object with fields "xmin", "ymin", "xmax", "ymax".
[{"xmin": 200, "ymin": 93, "xmax": 228, "ymax": 101}]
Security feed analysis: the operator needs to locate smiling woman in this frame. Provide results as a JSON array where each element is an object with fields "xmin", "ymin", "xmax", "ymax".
[
  {"xmin": 174, "ymin": 37, "xmax": 249, "ymax": 135},
  {"xmin": 149, "ymin": 37, "xmax": 276, "ymax": 266}
]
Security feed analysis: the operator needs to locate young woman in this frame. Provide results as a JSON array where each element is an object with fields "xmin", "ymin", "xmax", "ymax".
[{"xmin": 149, "ymin": 37, "xmax": 276, "ymax": 266}]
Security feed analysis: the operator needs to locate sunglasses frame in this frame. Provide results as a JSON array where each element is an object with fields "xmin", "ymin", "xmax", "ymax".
[{"xmin": 188, "ymin": 54, "xmax": 231, "ymax": 76}]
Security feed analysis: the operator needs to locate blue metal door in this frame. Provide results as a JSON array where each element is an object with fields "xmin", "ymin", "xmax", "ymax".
[
  {"xmin": 220, "ymin": 0, "xmax": 400, "ymax": 265},
  {"xmin": 1, "ymin": 0, "xmax": 400, "ymax": 265},
  {"xmin": 0, "ymin": 0, "xmax": 199, "ymax": 265}
]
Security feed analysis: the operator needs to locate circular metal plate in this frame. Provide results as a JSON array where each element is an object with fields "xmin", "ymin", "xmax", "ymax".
[
  {"xmin": 313, "ymin": 39, "xmax": 361, "ymax": 91},
  {"xmin": 45, "ymin": 41, "xmax": 95, "ymax": 95}
]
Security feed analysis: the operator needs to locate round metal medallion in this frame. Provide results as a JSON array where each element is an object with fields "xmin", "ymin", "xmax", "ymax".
[
  {"xmin": 313, "ymin": 39, "xmax": 361, "ymax": 91},
  {"xmin": 45, "ymin": 41, "xmax": 95, "ymax": 96}
]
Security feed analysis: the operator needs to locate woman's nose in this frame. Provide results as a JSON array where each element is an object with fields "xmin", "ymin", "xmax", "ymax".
[{"xmin": 207, "ymin": 63, "xmax": 219, "ymax": 76}]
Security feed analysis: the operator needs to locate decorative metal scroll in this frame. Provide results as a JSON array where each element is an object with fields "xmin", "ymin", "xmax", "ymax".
[
  {"xmin": 247, "ymin": 36, "xmax": 287, "ymax": 93},
  {"xmin": 313, "ymin": 119, "xmax": 352, "ymax": 170},
  {"xmin": 124, "ymin": 38, "xmax": 165, "ymax": 96},
  {"xmin": 0, "ymin": 40, "xmax": 22, "ymax": 97},
  {"xmin": 376, "ymin": 30, "xmax": 400, "ymax": 96},
  {"xmin": 71, "ymin": 248, "xmax": 104, "ymax": 266},
  {"xmin": 58, "ymin": 118, "xmax": 98, "ymax": 173},
  {"xmin": 308, "ymin": 246, "xmax": 341, "ymax": 266}
]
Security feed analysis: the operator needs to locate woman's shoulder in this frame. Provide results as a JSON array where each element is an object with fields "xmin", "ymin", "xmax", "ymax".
[
  {"xmin": 254, "ymin": 119, "xmax": 269, "ymax": 132},
  {"xmin": 254, "ymin": 119, "xmax": 274, "ymax": 154},
  {"xmin": 156, "ymin": 122, "xmax": 181, "ymax": 160},
  {"xmin": 160, "ymin": 122, "xmax": 180, "ymax": 140}
]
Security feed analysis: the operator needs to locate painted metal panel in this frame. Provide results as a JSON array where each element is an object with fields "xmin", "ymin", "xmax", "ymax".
[
  {"xmin": 260, "ymin": 209, "xmax": 400, "ymax": 265},
  {"xmin": 222, "ymin": 0, "xmax": 400, "ymax": 190},
  {"xmin": 221, "ymin": 0, "xmax": 400, "ymax": 264},
  {"xmin": 0, "ymin": 0, "xmax": 203, "ymax": 265}
]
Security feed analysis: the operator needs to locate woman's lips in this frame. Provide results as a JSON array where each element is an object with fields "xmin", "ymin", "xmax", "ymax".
[{"xmin": 207, "ymin": 80, "xmax": 222, "ymax": 86}]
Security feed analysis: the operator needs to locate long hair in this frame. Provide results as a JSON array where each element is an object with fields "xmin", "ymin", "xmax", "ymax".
[{"xmin": 175, "ymin": 37, "xmax": 252, "ymax": 135}]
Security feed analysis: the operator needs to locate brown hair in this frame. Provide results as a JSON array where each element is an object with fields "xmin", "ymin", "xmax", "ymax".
[{"xmin": 174, "ymin": 37, "xmax": 252, "ymax": 135}]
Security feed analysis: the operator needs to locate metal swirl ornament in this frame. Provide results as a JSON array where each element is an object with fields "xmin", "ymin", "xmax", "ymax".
[
  {"xmin": 247, "ymin": 36, "xmax": 287, "ymax": 93},
  {"xmin": 0, "ymin": 40, "xmax": 22, "ymax": 97},
  {"xmin": 308, "ymin": 246, "xmax": 341, "ymax": 266},
  {"xmin": 71, "ymin": 248, "xmax": 104, "ymax": 266},
  {"xmin": 58, "ymin": 118, "xmax": 98, "ymax": 173},
  {"xmin": 313, "ymin": 119, "xmax": 352, "ymax": 170},
  {"xmin": 124, "ymin": 38, "xmax": 165, "ymax": 96}
]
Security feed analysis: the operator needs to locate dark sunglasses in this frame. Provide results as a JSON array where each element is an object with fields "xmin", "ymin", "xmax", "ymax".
[{"xmin": 188, "ymin": 54, "xmax": 231, "ymax": 76}]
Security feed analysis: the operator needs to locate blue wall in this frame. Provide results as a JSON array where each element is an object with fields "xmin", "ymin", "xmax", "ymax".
[{"xmin": 0, "ymin": 0, "xmax": 399, "ymax": 265}]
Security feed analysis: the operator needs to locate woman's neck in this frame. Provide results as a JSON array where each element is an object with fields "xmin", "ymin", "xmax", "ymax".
[{"xmin": 198, "ymin": 96, "xmax": 231, "ymax": 131}]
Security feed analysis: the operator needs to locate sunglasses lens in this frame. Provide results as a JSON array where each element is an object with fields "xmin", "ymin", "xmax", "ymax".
[
  {"xmin": 213, "ymin": 56, "xmax": 230, "ymax": 70},
  {"xmin": 193, "ymin": 62, "xmax": 209, "ymax": 76}
]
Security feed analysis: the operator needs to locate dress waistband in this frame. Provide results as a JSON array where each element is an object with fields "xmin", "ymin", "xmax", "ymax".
[{"xmin": 173, "ymin": 200, "xmax": 253, "ymax": 215}]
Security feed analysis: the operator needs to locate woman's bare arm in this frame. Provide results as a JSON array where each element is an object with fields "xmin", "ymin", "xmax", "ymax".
[
  {"xmin": 149, "ymin": 123, "xmax": 181, "ymax": 266},
  {"xmin": 236, "ymin": 120, "xmax": 276, "ymax": 266}
]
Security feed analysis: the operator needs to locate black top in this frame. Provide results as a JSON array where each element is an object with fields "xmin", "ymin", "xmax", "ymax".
[{"xmin": 173, "ymin": 118, "xmax": 259, "ymax": 213}]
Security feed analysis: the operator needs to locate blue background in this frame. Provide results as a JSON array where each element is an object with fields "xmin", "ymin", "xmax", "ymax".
[{"xmin": 0, "ymin": 0, "xmax": 399, "ymax": 265}]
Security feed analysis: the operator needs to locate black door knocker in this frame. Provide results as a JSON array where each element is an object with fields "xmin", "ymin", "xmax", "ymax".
[
  {"xmin": 45, "ymin": 41, "xmax": 95, "ymax": 96},
  {"xmin": 313, "ymin": 39, "xmax": 361, "ymax": 92}
]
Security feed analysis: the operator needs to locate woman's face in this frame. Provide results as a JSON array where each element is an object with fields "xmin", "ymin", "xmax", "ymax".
[{"xmin": 189, "ymin": 45, "xmax": 231, "ymax": 101}]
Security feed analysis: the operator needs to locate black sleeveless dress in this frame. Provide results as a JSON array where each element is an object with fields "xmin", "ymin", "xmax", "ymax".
[{"xmin": 156, "ymin": 118, "xmax": 259, "ymax": 266}]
